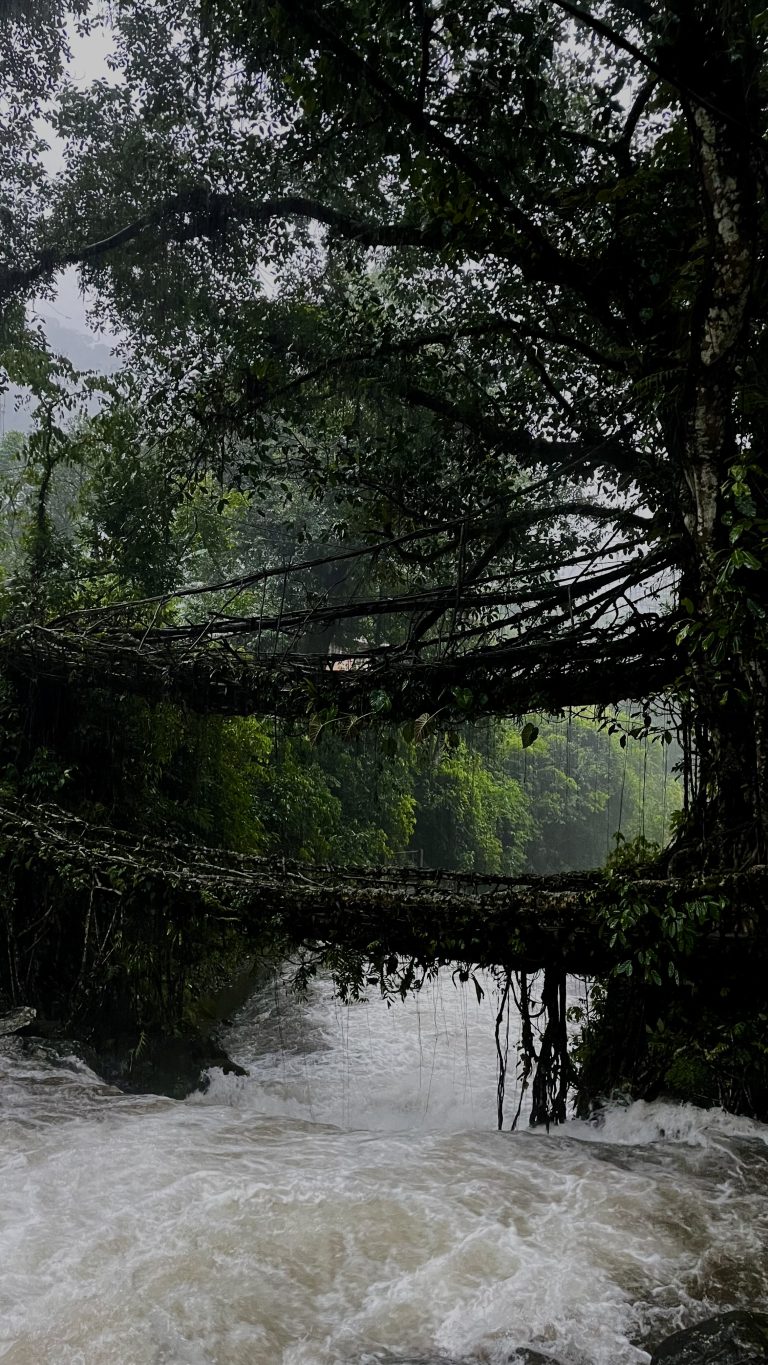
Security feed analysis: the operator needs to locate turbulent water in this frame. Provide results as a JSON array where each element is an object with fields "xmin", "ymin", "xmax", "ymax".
[{"xmin": 1, "ymin": 972, "xmax": 767, "ymax": 1365}]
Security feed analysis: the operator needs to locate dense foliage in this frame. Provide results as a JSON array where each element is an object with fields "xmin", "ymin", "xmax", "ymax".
[
  {"xmin": 0, "ymin": 0, "xmax": 765, "ymax": 873},
  {"xmin": 0, "ymin": 412, "xmax": 679, "ymax": 878},
  {"xmin": 0, "ymin": 0, "xmax": 766, "ymax": 1115}
]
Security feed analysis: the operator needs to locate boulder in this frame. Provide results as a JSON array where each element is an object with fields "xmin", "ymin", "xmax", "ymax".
[
  {"xmin": 95, "ymin": 1032, "xmax": 248, "ymax": 1099},
  {"xmin": 651, "ymin": 1311, "xmax": 768, "ymax": 1364},
  {"xmin": 507, "ymin": 1351, "xmax": 565, "ymax": 1364},
  {"xmin": 354, "ymin": 1356, "xmax": 459, "ymax": 1364},
  {"xmin": 356, "ymin": 1358, "xmax": 456, "ymax": 1364},
  {"xmin": 0, "ymin": 1006, "xmax": 36, "ymax": 1035}
]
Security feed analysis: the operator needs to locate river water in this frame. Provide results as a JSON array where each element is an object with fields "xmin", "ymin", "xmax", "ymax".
[{"xmin": 1, "ymin": 970, "xmax": 767, "ymax": 1365}]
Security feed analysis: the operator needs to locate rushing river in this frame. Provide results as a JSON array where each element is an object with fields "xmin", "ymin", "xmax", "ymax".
[{"xmin": 1, "ymin": 971, "xmax": 767, "ymax": 1365}]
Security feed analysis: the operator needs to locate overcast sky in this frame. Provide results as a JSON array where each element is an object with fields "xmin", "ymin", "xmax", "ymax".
[
  {"xmin": 0, "ymin": 25, "xmax": 120, "ymax": 433},
  {"xmin": 34, "ymin": 19, "xmax": 120, "ymax": 354}
]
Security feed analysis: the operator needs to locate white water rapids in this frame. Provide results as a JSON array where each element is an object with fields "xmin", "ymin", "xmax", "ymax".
[{"xmin": 1, "ymin": 971, "xmax": 767, "ymax": 1365}]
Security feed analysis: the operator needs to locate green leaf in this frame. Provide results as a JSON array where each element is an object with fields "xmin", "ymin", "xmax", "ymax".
[
  {"xmin": 521, "ymin": 722, "xmax": 539, "ymax": 749},
  {"xmin": 413, "ymin": 712, "xmax": 431, "ymax": 741},
  {"xmin": 451, "ymin": 686, "xmax": 474, "ymax": 712},
  {"xmin": 370, "ymin": 689, "xmax": 391, "ymax": 714}
]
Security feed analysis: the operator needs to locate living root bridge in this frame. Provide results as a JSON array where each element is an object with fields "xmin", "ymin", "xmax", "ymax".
[
  {"xmin": 0, "ymin": 621, "xmax": 675, "ymax": 722},
  {"xmin": 1, "ymin": 800, "xmax": 767, "ymax": 978},
  {"xmin": 3, "ymin": 801, "xmax": 768, "ymax": 1129}
]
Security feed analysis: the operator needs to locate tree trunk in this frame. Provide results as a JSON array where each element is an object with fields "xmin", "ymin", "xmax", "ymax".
[{"xmin": 671, "ymin": 2, "xmax": 766, "ymax": 867}]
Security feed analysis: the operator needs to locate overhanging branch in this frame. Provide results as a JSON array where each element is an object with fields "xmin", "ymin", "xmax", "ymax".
[{"xmin": 0, "ymin": 190, "xmax": 486, "ymax": 303}]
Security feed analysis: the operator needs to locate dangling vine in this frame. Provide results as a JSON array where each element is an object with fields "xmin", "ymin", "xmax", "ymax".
[
  {"xmin": 529, "ymin": 966, "xmax": 571, "ymax": 1128},
  {"xmin": 495, "ymin": 967, "xmax": 573, "ymax": 1131},
  {"xmin": 509, "ymin": 969, "xmax": 539, "ymax": 1131},
  {"xmin": 495, "ymin": 968, "xmax": 512, "ymax": 1130}
]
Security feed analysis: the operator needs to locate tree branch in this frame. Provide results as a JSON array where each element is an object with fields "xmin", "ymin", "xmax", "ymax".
[
  {"xmin": 132, "ymin": 553, "xmax": 656, "ymax": 644},
  {"xmin": 401, "ymin": 387, "xmax": 643, "ymax": 475},
  {"xmin": 548, "ymin": 0, "xmax": 670, "ymax": 82},
  {"xmin": 265, "ymin": 1, "xmax": 635, "ymax": 317},
  {"xmin": 0, "ymin": 189, "xmax": 490, "ymax": 302},
  {"xmin": 241, "ymin": 316, "xmax": 631, "ymax": 418}
]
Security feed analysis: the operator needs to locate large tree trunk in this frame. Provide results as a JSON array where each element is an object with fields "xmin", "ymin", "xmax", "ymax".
[{"xmin": 672, "ymin": 1, "xmax": 767, "ymax": 867}]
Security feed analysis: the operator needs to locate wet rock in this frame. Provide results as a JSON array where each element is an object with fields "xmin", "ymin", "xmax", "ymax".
[
  {"xmin": 0, "ymin": 1006, "xmax": 36, "ymax": 1035},
  {"xmin": 651, "ymin": 1311, "xmax": 768, "ymax": 1364},
  {"xmin": 507, "ymin": 1350, "xmax": 565, "ymax": 1364},
  {"xmin": 354, "ymin": 1355, "xmax": 459, "ymax": 1364},
  {"xmin": 357, "ymin": 1349, "xmax": 564, "ymax": 1365},
  {"xmin": 94, "ymin": 1033, "xmax": 248, "ymax": 1099}
]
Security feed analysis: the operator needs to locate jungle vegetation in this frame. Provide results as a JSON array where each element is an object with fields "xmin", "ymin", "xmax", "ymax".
[{"xmin": 0, "ymin": 0, "xmax": 766, "ymax": 1114}]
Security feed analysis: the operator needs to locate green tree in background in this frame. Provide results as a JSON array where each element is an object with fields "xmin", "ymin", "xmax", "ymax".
[
  {"xmin": 0, "ymin": 411, "xmax": 681, "ymax": 878},
  {"xmin": 0, "ymin": 0, "xmax": 764, "ymax": 879},
  {"xmin": 412, "ymin": 734, "xmax": 533, "ymax": 874},
  {"xmin": 503, "ymin": 714, "xmax": 680, "ymax": 873}
]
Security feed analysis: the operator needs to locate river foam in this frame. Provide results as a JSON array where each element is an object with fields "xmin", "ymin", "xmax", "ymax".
[{"xmin": 0, "ymin": 971, "xmax": 766, "ymax": 1365}]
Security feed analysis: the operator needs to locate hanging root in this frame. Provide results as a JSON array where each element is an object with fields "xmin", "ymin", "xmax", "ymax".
[
  {"xmin": 496, "ymin": 967, "xmax": 573, "ymax": 1131},
  {"xmin": 530, "ymin": 965, "xmax": 571, "ymax": 1129},
  {"xmin": 509, "ymin": 970, "xmax": 538, "ymax": 1131},
  {"xmin": 495, "ymin": 968, "xmax": 512, "ymax": 1130},
  {"xmin": 494, "ymin": 966, "xmax": 577, "ymax": 1131}
]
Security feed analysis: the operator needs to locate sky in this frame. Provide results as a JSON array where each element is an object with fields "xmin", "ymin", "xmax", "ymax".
[
  {"xmin": 0, "ymin": 19, "xmax": 121, "ymax": 432},
  {"xmin": 34, "ymin": 18, "xmax": 119, "ymax": 353}
]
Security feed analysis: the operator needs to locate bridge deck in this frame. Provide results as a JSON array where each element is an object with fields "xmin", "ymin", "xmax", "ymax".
[{"xmin": 1, "ymin": 801, "xmax": 765, "ymax": 978}]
